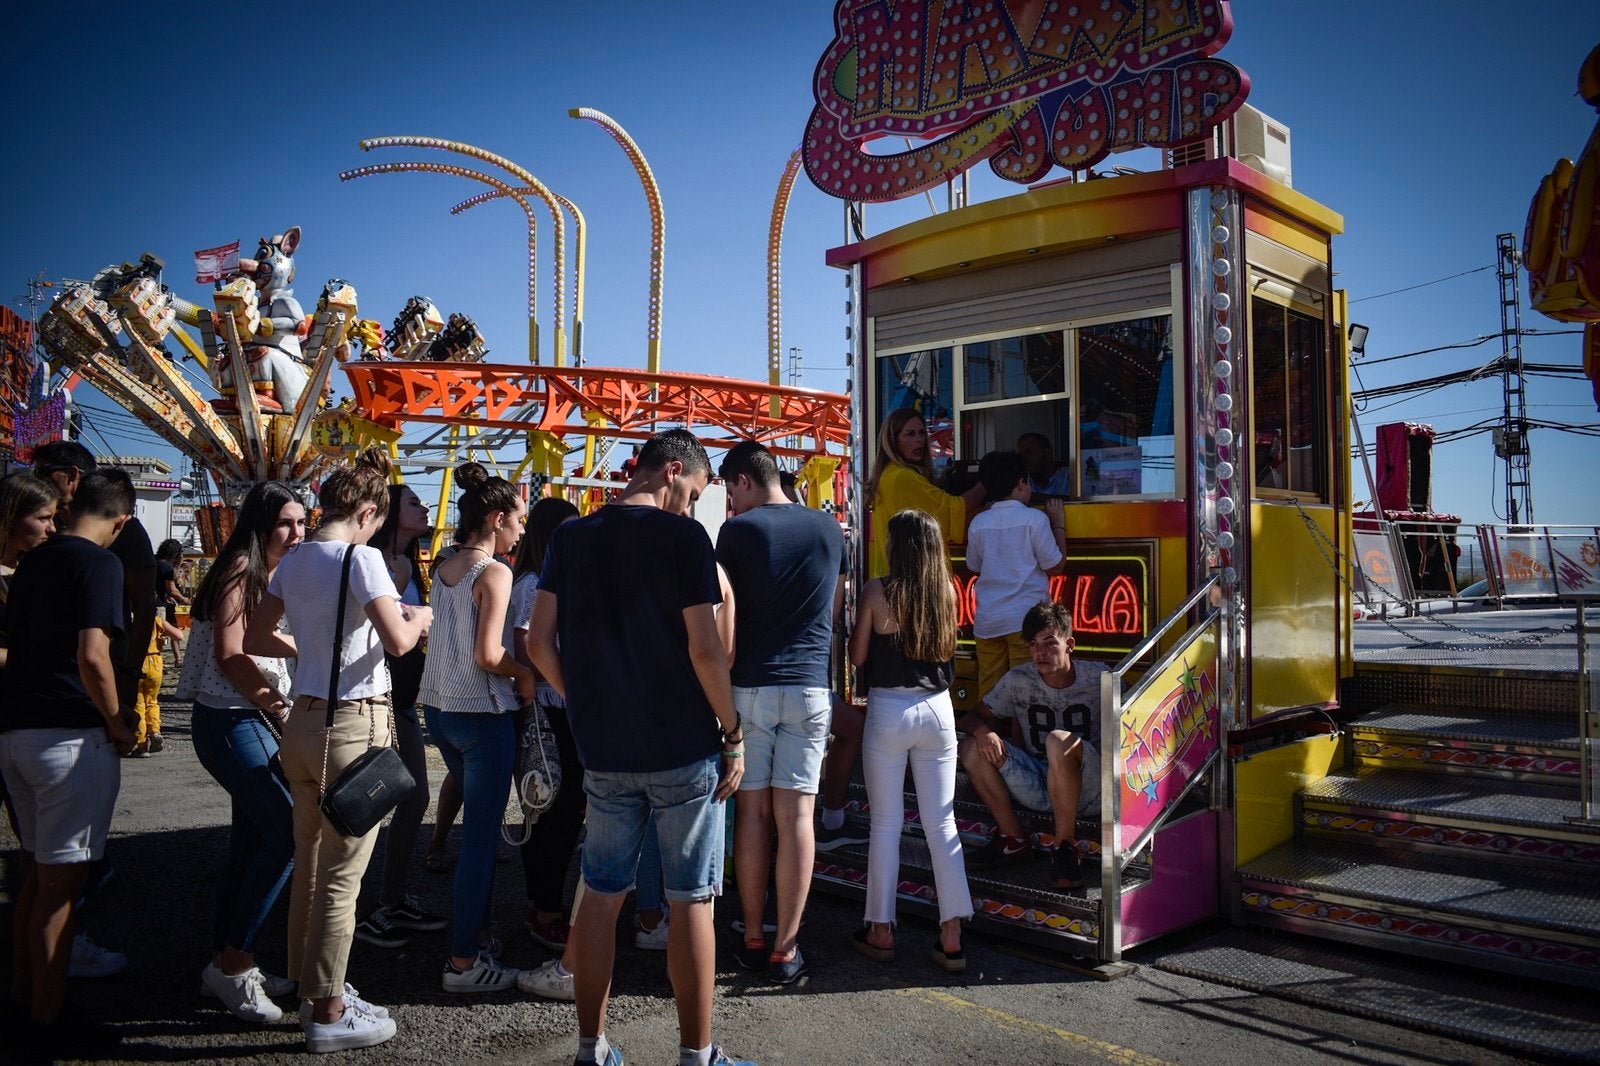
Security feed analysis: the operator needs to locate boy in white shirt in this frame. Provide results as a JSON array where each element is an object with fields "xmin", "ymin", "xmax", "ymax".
[{"xmin": 966, "ymin": 451, "xmax": 1066, "ymax": 698}]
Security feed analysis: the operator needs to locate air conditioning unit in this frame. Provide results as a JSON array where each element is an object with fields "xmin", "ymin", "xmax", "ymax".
[{"xmin": 1164, "ymin": 102, "xmax": 1293, "ymax": 188}]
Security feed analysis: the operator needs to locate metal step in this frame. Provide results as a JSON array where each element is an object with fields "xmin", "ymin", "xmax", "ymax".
[
  {"xmin": 843, "ymin": 780, "xmax": 1104, "ymax": 855},
  {"xmin": 1300, "ymin": 768, "xmax": 1600, "ymax": 868},
  {"xmin": 811, "ymin": 832, "xmax": 1117, "ymax": 955},
  {"xmin": 1351, "ymin": 705, "xmax": 1581, "ymax": 782},
  {"xmin": 1238, "ymin": 837, "xmax": 1600, "ymax": 989},
  {"xmin": 1342, "ymin": 664, "xmax": 1577, "ymax": 718}
]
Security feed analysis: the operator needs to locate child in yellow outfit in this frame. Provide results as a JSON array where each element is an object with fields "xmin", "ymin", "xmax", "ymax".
[{"xmin": 134, "ymin": 626, "xmax": 163, "ymax": 754}]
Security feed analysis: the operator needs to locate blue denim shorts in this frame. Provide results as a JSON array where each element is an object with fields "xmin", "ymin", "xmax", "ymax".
[
  {"xmin": 581, "ymin": 754, "xmax": 724, "ymax": 903},
  {"xmin": 996, "ymin": 737, "xmax": 1101, "ymax": 815},
  {"xmin": 733, "ymin": 685, "xmax": 831, "ymax": 793}
]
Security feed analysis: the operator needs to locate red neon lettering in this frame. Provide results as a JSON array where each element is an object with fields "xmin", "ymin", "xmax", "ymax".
[
  {"xmin": 1103, "ymin": 575, "xmax": 1141, "ymax": 634},
  {"xmin": 1073, "ymin": 575, "xmax": 1105, "ymax": 634}
]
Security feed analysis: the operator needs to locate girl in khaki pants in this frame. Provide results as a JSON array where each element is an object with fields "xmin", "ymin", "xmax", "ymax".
[{"xmin": 247, "ymin": 448, "xmax": 431, "ymax": 1053}]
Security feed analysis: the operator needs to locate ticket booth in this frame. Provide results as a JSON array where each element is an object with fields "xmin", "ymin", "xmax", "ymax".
[{"xmin": 826, "ymin": 157, "xmax": 1351, "ymax": 960}]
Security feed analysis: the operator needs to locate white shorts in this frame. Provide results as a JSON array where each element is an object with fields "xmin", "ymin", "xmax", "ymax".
[{"xmin": 0, "ymin": 727, "xmax": 121, "ymax": 864}]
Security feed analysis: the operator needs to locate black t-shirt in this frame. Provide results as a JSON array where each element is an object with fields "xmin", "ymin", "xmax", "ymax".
[
  {"xmin": 540, "ymin": 504, "xmax": 722, "ymax": 773},
  {"xmin": 109, "ymin": 517, "xmax": 156, "ymax": 664},
  {"xmin": 716, "ymin": 504, "xmax": 844, "ymax": 688},
  {"xmin": 0, "ymin": 534, "xmax": 125, "ymax": 731}
]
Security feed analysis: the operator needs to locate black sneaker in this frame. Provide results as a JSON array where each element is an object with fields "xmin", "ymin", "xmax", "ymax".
[
  {"xmin": 732, "ymin": 939, "xmax": 768, "ymax": 972},
  {"xmin": 1049, "ymin": 844, "xmax": 1084, "ymax": 889},
  {"xmin": 966, "ymin": 834, "xmax": 1034, "ymax": 870},
  {"xmin": 814, "ymin": 822, "xmax": 868, "ymax": 852},
  {"xmin": 385, "ymin": 894, "xmax": 447, "ymax": 931},
  {"xmin": 766, "ymin": 945, "xmax": 808, "ymax": 985},
  {"xmin": 353, "ymin": 907, "xmax": 410, "ymax": 948}
]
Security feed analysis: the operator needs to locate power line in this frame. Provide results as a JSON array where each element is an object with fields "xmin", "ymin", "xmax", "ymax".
[{"xmin": 1350, "ymin": 263, "xmax": 1494, "ymax": 304}]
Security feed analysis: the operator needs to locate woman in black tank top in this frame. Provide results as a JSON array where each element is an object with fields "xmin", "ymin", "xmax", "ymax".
[{"xmin": 848, "ymin": 509, "xmax": 972, "ymax": 972}]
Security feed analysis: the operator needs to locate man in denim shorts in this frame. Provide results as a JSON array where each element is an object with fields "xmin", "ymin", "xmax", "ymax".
[
  {"xmin": 529, "ymin": 429, "xmax": 753, "ymax": 1066},
  {"xmin": 716, "ymin": 442, "xmax": 844, "ymax": 985},
  {"xmin": 957, "ymin": 601, "xmax": 1105, "ymax": 890}
]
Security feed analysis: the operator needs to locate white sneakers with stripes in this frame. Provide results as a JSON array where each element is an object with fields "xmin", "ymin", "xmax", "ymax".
[{"xmin": 442, "ymin": 953, "xmax": 521, "ymax": 993}]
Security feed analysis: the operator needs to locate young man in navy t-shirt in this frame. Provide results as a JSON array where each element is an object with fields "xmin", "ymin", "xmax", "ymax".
[
  {"xmin": 715, "ymin": 441, "xmax": 843, "ymax": 985},
  {"xmin": 529, "ymin": 429, "xmax": 752, "ymax": 1066},
  {"xmin": 0, "ymin": 469, "xmax": 135, "ymax": 1053}
]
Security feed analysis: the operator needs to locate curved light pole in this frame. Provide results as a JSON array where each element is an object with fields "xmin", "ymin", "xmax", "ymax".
[
  {"xmin": 569, "ymin": 108, "xmax": 664, "ymax": 376},
  {"xmin": 767, "ymin": 147, "xmax": 803, "ymax": 416},
  {"xmin": 359, "ymin": 136, "xmax": 568, "ymax": 366},
  {"xmin": 454, "ymin": 188, "xmax": 587, "ymax": 369},
  {"xmin": 339, "ymin": 160, "xmax": 543, "ymax": 363}
]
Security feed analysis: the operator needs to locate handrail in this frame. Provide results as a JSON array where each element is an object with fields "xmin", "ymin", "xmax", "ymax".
[
  {"xmin": 1099, "ymin": 572, "xmax": 1222, "ymax": 963},
  {"xmin": 1108, "ymin": 574, "xmax": 1219, "ymax": 682}
]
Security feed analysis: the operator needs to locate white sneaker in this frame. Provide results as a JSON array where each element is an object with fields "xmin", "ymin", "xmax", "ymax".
[
  {"xmin": 200, "ymin": 962, "xmax": 284, "ymax": 1024},
  {"xmin": 442, "ymin": 953, "xmax": 521, "ymax": 994},
  {"xmin": 515, "ymin": 958, "xmax": 574, "ymax": 1002},
  {"xmin": 68, "ymin": 933, "xmax": 127, "ymax": 979},
  {"xmin": 260, "ymin": 972, "xmax": 297, "ymax": 998},
  {"xmin": 304, "ymin": 1002, "xmax": 396, "ymax": 1053},
  {"xmin": 297, "ymin": 984, "xmax": 390, "ymax": 1029},
  {"xmin": 634, "ymin": 914, "xmax": 669, "ymax": 951}
]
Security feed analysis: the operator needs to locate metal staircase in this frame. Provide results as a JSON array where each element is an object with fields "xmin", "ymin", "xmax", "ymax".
[{"xmin": 1237, "ymin": 675, "xmax": 1600, "ymax": 989}]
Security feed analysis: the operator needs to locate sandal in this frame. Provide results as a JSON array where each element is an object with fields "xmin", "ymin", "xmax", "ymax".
[
  {"xmin": 851, "ymin": 926, "xmax": 895, "ymax": 962},
  {"xmin": 931, "ymin": 944, "xmax": 967, "ymax": 974},
  {"xmin": 423, "ymin": 847, "xmax": 451, "ymax": 873}
]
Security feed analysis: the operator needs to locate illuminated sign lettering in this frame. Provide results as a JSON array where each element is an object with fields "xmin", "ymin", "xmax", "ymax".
[
  {"xmin": 803, "ymin": 0, "xmax": 1250, "ymax": 203},
  {"xmin": 952, "ymin": 540, "xmax": 1153, "ymax": 658},
  {"xmin": 1117, "ymin": 622, "xmax": 1220, "ymax": 843}
]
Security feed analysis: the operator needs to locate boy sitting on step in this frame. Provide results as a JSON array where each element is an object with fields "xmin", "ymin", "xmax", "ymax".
[{"xmin": 956, "ymin": 600, "xmax": 1105, "ymax": 889}]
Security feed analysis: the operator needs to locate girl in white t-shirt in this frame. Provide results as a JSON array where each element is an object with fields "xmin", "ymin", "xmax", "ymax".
[{"xmin": 244, "ymin": 446, "xmax": 431, "ymax": 1053}]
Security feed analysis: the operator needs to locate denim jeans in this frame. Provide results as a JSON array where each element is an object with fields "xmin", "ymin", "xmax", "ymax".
[
  {"xmin": 582, "ymin": 755, "xmax": 723, "ymax": 903},
  {"xmin": 191, "ymin": 705, "xmax": 295, "ymax": 953},
  {"xmin": 635, "ymin": 823, "xmax": 664, "ymax": 913},
  {"xmin": 378, "ymin": 702, "xmax": 430, "ymax": 907},
  {"xmin": 423, "ymin": 706, "xmax": 515, "ymax": 957}
]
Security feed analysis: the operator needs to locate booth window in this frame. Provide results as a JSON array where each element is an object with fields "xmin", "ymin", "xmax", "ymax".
[
  {"xmin": 876, "ymin": 345, "xmax": 956, "ymax": 471},
  {"xmin": 964, "ymin": 332, "xmax": 1065, "ymax": 403},
  {"xmin": 1074, "ymin": 315, "xmax": 1176, "ymax": 496},
  {"xmin": 1250, "ymin": 297, "xmax": 1327, "ymax": 498}
]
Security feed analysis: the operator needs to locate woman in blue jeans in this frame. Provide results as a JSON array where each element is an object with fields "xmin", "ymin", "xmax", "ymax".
[
  {"xmin": 417, "ymin": 463, "xmax": 533, "ymax": 994},
  {"xmin": 179, "ymin": 481, "xmax": 305, "ymax": 1023}
]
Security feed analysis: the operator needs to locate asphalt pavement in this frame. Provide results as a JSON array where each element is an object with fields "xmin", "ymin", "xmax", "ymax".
[{"xmin": 0, "ymin": 684, "xmax": 1531, "ymax": 1065}]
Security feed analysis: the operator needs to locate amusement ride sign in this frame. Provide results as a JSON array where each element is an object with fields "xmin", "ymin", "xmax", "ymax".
[{"xmin": 803, "ymin": 0, "xmax": 1250, "ymax": 202}]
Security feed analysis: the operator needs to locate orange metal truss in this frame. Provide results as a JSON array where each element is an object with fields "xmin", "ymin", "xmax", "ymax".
[{"xmin": 341, "ymin": 362, "xmax": 850, "ymax": 458}]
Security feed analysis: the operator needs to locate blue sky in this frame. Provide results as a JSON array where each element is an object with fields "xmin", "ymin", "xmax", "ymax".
[{"xmin": 3, "ymin": 2, "xmax": 1597, "ymax": 525}]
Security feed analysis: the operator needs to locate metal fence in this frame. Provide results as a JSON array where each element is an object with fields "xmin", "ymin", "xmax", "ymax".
[{"xmin": 1352, "ymin": 520, "xmax": 1600, "ymax": 614}]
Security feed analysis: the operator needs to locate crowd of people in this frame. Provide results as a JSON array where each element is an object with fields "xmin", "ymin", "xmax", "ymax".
[{"xmin": 0, "ymin": 409, "xmax": 1104, "ymax": 1065}]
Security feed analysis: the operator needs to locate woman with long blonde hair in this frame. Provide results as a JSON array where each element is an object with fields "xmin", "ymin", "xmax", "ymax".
[
  {"xmin": 848, "ymin": 508, "xmax": 972, "ymax": 972},
  {"xmin": 865, "ymin": 408, "xmax": 986, "ymax": 580}
]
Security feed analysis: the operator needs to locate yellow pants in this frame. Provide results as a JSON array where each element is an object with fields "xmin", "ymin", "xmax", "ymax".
[
  {"xmin": 976, "ymin": 632, "xmax": 1031, "ymax": 702},
  {"xmin": 134, "ymin": 631, "xmax": 162, "ymax": 744}
]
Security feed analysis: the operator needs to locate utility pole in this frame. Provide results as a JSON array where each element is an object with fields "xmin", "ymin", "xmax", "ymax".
[{"xmin": 1494, "ymin": 232, "xmax": 1532, "ymax": 526}]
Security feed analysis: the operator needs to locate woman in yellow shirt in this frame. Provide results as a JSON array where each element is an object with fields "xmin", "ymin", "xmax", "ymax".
[{"xmin": 866, "ymin": 409, "xmax": 987, "ymax": 579}]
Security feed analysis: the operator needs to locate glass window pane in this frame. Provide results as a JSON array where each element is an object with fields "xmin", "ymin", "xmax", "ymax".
[
  {"xmin": 1076, "ymin": 316, "xmax": 1175, "ymax": 496},
  {"xmin": 963, "ymin": 332, "xmax": 1065, "ymax": 403},
  {"xmin": 1251, "ymin": 300, "xmax": 1288, "ymax": 491},
  {"xmin": 1286, "ymin": 308, "xmax": 1326, "ymax": 497},
  {"xmin": 877, "ymin": 346, "xmax": 956, "ymax": 472}
]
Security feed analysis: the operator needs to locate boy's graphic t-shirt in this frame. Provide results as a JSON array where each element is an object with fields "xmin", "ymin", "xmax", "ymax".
[{"xmin": 984, "ymin": 659, "xmax": 1106, "ymax": 756}]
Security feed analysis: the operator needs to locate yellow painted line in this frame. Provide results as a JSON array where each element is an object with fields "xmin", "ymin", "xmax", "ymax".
[{"xmin": 895, "ymin": 987, "xmax": 1174, "ymax": 1066}]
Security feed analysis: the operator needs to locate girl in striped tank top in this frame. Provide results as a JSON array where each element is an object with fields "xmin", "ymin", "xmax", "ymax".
[{"xmin": 417, "ymin": 463, "xmax": 534, "ymax": 994}]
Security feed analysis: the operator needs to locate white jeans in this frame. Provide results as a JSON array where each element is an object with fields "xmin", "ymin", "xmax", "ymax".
[{"xmin": 861, "ymin": 687, "xmax": 973, "ymax": 925}]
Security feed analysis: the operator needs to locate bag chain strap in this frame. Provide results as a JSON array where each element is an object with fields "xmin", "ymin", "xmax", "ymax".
[{"xmin": 318, "ymin": 544, "xmax": 359, "ymax": 802}]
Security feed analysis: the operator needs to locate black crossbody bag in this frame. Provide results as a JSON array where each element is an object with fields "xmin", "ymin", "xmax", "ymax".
[{"xmin": 318, "ymin": 543, "xmax": 416, "ymax": 837}]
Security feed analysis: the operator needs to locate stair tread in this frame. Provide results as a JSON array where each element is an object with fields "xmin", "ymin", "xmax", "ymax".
[
  {"xmin": 1239, "ymin": 837, "xmax": 1600, "ymax": 938},
  {"xmin": 1356, "ymin": 706, "xmax": 1578, "ymax": 747},
  {"xmin": 1302, "ymin": 768, "xmax": 1588, "ymax": 831},
  {"xmin": 814, "ymin": 834, "xmax": 1109, "ymax": 913}
]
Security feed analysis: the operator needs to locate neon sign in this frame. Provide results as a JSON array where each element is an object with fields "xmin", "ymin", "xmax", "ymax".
[
  {"xmin": 952, "ymin": 540, "xmax": 1152, "ymax": 658},
  {"xmin": 803, "ymin": 0, "xmax": 1250, "ymax": 203}
]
